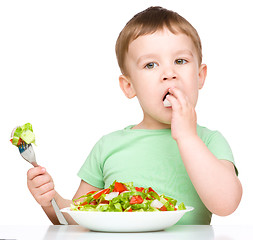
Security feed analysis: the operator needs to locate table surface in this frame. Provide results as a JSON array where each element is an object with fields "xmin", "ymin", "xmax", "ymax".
[{"xmin": 0, "ymin": 225, "xmax": 252, "ymax": 240}]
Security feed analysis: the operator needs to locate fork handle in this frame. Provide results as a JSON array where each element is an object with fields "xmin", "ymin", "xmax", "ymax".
[
  {"xmin": 31, "ymin": 162, "xmax": 39, "ymax": 167},
  {"xmin": 51, "ymin": 198, "xmax": 68, "ymax": 225}
]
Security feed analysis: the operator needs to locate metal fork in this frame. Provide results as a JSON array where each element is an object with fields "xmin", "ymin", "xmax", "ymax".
[{"xmin": 18, "ymin": 142, "xmax": 68, "ymax": 225}]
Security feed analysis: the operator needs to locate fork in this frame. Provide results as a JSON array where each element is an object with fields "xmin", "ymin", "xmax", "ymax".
[{"xmin": 18, "ymin": 142, "xmax": 68, "ymax": 225}]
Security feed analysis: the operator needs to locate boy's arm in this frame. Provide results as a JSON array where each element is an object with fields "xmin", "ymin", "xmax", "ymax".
[
  {"xmin": 27, "ymin": 167, "xmax": 101, "ymax": 224},
  {"xmin": 167, "ymin": 88, "xmax": 242, "ymax": 216},
  {"xmin": 177, "ymin": 135, "xmax": 242, "ymax": 215}
]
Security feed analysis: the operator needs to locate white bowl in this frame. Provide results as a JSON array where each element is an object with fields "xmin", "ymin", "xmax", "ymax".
[{"xmin": 61, "ymin": 206, "xmax": 193, "ymax": 232}]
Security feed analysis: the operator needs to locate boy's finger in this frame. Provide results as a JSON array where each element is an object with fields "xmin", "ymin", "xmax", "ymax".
[
  {"xmin": 37, "ymin": 189, "xmax": 55, "ymax": 206},
  {"xmin": 32, "ymin": 174, "xmax": 52, "ymax": 188},
  {"xmin": 166, "ymin": 94, "xmax": 180, "ymax": 110},
  {"xmin": 169, "ymin": 87, "xmax": 187, "ymax": 106},
  {"xmin": 27, "ymin": 166, "xmax": 46, "ymax": 181},
  {"xmin": 36, "ymin": 181, "xmax": 55, "ymax": 196}
]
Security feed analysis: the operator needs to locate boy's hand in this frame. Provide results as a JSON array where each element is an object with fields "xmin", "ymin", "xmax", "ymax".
[
  {"xmin": 27, "ymin": 166, "xmax": 55, "ymax": 207},
  {"xmin": 166, "ymin": 87, "xmax": 197, "ymax": 141}
]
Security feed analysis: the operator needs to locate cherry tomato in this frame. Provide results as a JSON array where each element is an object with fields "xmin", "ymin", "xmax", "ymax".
[
  {"xmin": 130, "ymin": 195, "xmax": 144, "ymax": 204},
  {"xmin": 160, "ymin": 205, "xmax": 167, "ymax": 211},
  {"xmin": 135, "ymin": 187, "xmax": 144, "ymax": 192},
  {"xmin": 113, "ymin": 182, "xmax": 127, "ymax": 193}
]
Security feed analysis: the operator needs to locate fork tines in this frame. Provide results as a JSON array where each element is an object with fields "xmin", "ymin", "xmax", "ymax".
[{"xmin": 18, "ymin": 142, "xmax": 29, "ymax": 154}]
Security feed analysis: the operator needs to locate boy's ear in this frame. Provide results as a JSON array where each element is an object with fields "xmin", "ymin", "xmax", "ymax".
[
  {"xmin": 198, "ymin": 64, "xmax": 207, "ymax": 89},
  {"xmin": 119, "ymin": 75, "xmax": 136, "ymax": 99}
]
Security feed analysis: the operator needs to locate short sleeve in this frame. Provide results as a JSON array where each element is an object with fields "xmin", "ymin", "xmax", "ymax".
[
  {"xmin": 206, "ymin": 131, "xmax": 238, "ymax": 175},
  {"xmin": 77, "ymin": 138, "xmax": 105, "ymax": 188}
]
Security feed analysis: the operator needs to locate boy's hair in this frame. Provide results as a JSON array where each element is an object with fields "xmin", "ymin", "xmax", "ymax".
[{"xmin": 115, "ymin": 6, "xmax": 202, "ymax": 76}]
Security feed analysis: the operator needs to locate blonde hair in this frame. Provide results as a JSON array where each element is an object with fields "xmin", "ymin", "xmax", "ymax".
[{"xmin": 115, "ymin": 6, "xmax": 202, "ymax": 75}]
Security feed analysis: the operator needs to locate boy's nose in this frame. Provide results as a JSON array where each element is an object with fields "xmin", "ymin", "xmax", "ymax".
[
  {"xmin": 162, "ymin": 66, "xmax": 177, "ymax": 81},
  {"xmin": 163, "ymin": 75, "xmax": 176, "ymax": 81}
]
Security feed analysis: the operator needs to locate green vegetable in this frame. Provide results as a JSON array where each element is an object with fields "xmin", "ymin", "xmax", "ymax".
[
  {"xmin": 11, "ymin": 123, "xmax": 36, "ymax": 146},
  {"xmin": 178, "ymin": 202, "xmax": 186, "ymax": 210},
  {"xmin": 12, "ymin": 126, "xmax": 23, "ymax": 146},
  {"xmin": 70, "ymin": 181, "xmax": 187, "ymax": 212}
]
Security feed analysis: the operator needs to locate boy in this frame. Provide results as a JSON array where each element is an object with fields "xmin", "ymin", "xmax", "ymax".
[{"xmin": 27, "ymin": 6, "xmax": 242, "ymax": 225}]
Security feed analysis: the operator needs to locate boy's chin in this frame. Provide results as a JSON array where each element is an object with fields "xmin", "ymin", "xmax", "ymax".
[
  {"xmin": 161, "ymin": 121, "xmax": 172, "ymax": 127},
  {"xmin": 156, "ymin": 119, "xmax": 172, "ymax": 128},
  {"xmin": 159, "ymin": 114, "xmax": 172, "ymax": 125}
]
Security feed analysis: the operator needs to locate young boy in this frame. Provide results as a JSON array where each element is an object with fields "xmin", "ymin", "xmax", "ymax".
[{"xmin": 27, "ymin": 6, "xmax": 242, "ymax": 225}]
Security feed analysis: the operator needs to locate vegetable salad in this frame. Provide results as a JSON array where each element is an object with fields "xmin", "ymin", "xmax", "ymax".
[
  {"xmin": 10, "ymin": 123, "xmax": 36, "ymax": 146},
  {"xmin": 71, "ymin": 181, "xmax": 186, "ymax": 212}
]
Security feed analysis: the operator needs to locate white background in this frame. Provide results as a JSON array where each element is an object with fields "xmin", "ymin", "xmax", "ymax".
[{"xmin": 0, "ymin": 0, "xmax": 252, "ymax": 226}]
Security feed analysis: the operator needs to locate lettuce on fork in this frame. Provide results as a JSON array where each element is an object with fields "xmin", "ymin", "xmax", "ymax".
[{"xmin": 11, "ymin": 123, "xmax": 36, "ymax": 146}]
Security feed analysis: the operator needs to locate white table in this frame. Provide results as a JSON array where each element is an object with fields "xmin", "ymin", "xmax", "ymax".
[{"xmin": 0, "ymin": 225, "xmax": 252, "ymax": 240}]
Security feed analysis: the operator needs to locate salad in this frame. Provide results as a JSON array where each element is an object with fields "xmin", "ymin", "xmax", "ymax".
[
  {"xmin": 10, "ymin": 123, "xmax": 36, "ymax": 147},
  {"xmin": 71, "ymin": 181, "xmax": 186, "ymax": 212}
]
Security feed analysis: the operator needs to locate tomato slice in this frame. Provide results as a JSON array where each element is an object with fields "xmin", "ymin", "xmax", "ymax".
[
  {"xmin": 10, "ymin": 138, "xmax": 23, "ymax": 146},
  {"xmin": 86, "ymin": 190, "xmax": 97, "ymax": 195},
  {"xmin": 148, "ymin": 187, "xmax": 157, "ymax": 194},
  {"xmin": 130, "ymin": 195, "xmax": 144, "ymax": 204},
  {"xmin": 17, "ymin": 138, "xmax": 23, "ymax": 146},
  {"xmin": 160, "ymin": 205, "xmax": 167, "ymax": 211},
  {"xmin": 135, "ymin": 187, "xmax": 144, "ymax": 192},
  {"xmin": 93, "ymin": 188, "xmax": 110, "ymax": 199},
  {"xmin": 113, "ymin": 182, "xmax": 127, "ymax": 193}
]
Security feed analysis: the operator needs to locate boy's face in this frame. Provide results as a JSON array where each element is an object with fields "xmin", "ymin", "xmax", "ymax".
[{"xmin": 119, "ymin": 28, "xmax": 207, "ymax": 129}]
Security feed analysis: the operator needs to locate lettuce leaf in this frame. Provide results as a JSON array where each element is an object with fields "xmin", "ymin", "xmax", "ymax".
[{"xmin": 11, "ymin": 123, "xmax": 36, "ymax": 146}]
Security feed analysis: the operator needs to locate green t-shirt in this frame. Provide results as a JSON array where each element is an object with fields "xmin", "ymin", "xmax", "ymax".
[{"xmin": 78, "ymin": 125, "xmax": 237, "ymax": 225}]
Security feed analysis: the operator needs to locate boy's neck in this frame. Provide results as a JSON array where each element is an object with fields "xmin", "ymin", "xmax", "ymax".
[{"xmin": 133, "ymin": 120, "xmax": 171, "ymax": 130}]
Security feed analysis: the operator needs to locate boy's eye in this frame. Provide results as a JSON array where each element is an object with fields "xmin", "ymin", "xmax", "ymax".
[
  {"xmin": 175, "ymin": 59, "xmax": 187, "ymax": 65},
  {"xmin": 145, "ymin": 62, "xmax": 158, "ymax": 69}
]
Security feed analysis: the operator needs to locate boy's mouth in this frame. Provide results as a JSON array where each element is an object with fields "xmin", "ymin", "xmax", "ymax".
[
  {"xmin": 163, "ymin": 90, "xmax": 172, "ymax": 107},
  {"xmin": 162, "ymin": 91, "xmax": 171, "ymax": 101}
]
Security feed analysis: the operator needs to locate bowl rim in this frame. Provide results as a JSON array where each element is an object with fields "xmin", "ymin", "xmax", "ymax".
[{"xmin": 61, "ymin": 206, "xmax": 194, "ymax": 214}]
